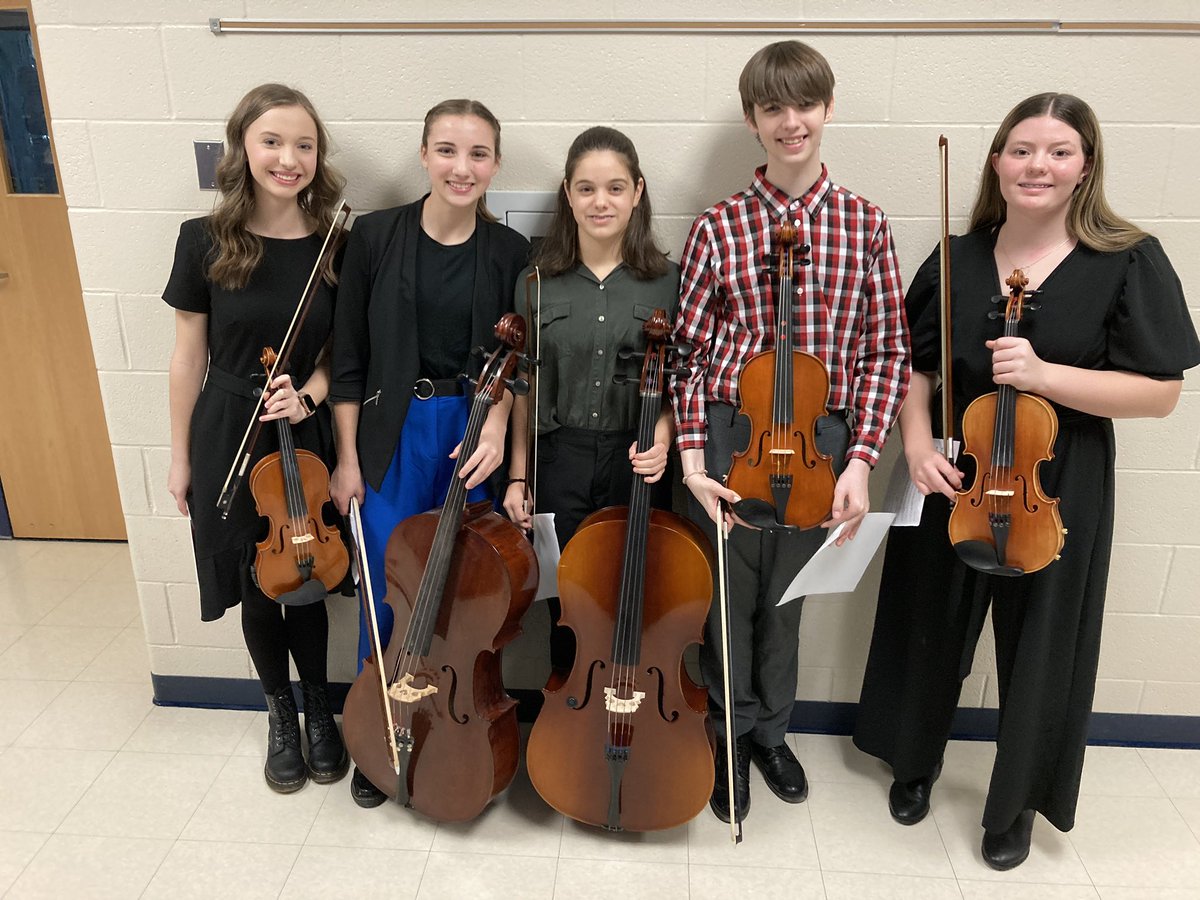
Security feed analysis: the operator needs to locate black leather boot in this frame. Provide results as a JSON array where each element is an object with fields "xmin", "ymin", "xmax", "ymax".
[
  {"xmin": 264, "ymin": 685, "xmax": 306, "ymax": 793},
  {"xmin": 982, "ymin": 809, "xmax": 1035, "ymax": 870},
  {"xmin": 300, "ymin": 681, "xmax": 349, "ymax": 784},
  {"xmin": 888, "ymin": 760, "xmax": 942, "ymax": 825},
  {"xmin": 710, "ymin": 734, "xmax": 752, "ymax": 823}
]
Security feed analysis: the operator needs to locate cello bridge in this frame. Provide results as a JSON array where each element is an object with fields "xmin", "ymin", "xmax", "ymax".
[
  {"xmin": 603, "ymin": 687, "xmax": 645, "ymax": 714},
  {"xmin": 388, "ymin": 672, "xmax": 438, "ymax": 704},
  {"xmin": 984, "ymin": 489, "xmax": 1015, "ymax": 498},
  {"xmin": 290, "ymin": 533, "xmax": 315, "ymax": 545}
]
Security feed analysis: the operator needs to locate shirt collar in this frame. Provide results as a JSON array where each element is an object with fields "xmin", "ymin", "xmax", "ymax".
[{"xmin": 751, "ymin": 164, "xmax": 834, "ymax": 223}]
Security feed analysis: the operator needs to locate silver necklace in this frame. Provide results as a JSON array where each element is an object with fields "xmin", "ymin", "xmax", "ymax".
[{"xmin": 998, "ymin": 234, "xmax": 1073, "ymax": 273}]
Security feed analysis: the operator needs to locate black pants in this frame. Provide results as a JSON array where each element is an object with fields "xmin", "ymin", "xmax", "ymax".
[
  {"xmin": 690, "ymin": 403, "xmax": 849, "ymax": 744},
  {"xmin": 536, "ymin": 426, "xmax": 672, "ymax": 670}
]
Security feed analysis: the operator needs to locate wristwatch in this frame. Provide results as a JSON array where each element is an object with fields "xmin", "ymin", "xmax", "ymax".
[{"xmin": 298, "ymin": 393, "xmax": 317, "ymax": 417}]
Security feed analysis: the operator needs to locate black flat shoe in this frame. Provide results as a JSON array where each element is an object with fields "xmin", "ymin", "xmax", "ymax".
[
  {"xmin": 888, "ymin": 760, "xmax": 942, "ymax": 825},
  {"xmin": 350, "ymin": 766, "xmax": 388, "ymax": 809},
  {"xmin": 751, "ymin": 740, "xmax": 808, "ymax": 803},
  {"xmin": 710, "ymin": 734, "xmax": 751, "ymax": 823},
  {"xmin": 982, "ymin": 809, "xmax": 1035, "ymax": 870}
]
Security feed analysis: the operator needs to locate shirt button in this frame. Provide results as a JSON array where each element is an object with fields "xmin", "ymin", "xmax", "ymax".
[
  {"xmin": 591, "ymin": 412, "xmax": 599, "ymax": 418},
  {"xmin": 598, "ymin": 315, "xmax": 605, "ymax": 322},
  {"xmin": 598, "ymin": 284, "xmax": 606, "ymax": 291},
  {"xmin": 597, "ymin": 349, "xmax": 604, "ymax": 356},
  {"xmin": 594, "ymin": 381, "xmax": 601, "ymax": 387}
]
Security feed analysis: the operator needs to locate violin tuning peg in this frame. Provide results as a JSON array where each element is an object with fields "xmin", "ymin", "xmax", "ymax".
[
  {"xmin": 665, "ymin": 367, "xmax": 691, "ymax": 377},
  {"xmin": 518, "ymin": 352, "xmax": 541, "ymax": 368},
  {"xmin": 612, "ymin": 374, "xmax": 635, "ymax": 386},
  {"xmin": 470, "ymin": 345, "xmax": 488, "ymax": 358},
  {"xmin": 670, "ymin": 342, "xmax": 694, "ymax": 358},
  {"xmin": 987, "ymin": 310, "xmax": 1003, "ymax": 320},
  {"xmin": 505, "ymin": 377, "xmax": 530, "ymax": 396},
  {"xmin": 617, "ymin": 347, "xmax": 644, "ymax": 361}
]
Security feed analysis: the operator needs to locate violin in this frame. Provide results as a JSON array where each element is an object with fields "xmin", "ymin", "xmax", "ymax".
[
  {"xmin": 247, "ymin": 348, "xmax": 348, "ymax": 605},
  {"xmin": 526, "ymin": 309, "xmax": 715, "ymax": 832},
  {"xmin": 725, "ymin": 221, "xmax": 836, "ymax": 530},
  {"xmin": 218, "ymin": 202, "xmax": 350, "ymax": 518},
  {"xmin": 340, "ymin": 313, "xmax": 537, "ymax": 822},
  {"xmin": 948, "ymin": 270, "xmax": 1066, "ymax": 575}
]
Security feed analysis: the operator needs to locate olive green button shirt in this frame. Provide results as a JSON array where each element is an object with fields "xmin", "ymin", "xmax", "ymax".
[{"xmin": 518, "ymin": 261, "xmax": 680, "ymax": 437}]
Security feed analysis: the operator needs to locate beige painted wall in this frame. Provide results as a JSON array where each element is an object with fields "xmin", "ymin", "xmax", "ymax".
[{"xmin": 30, "ymin": 0, "xmax": 1200, "ymax": 716}]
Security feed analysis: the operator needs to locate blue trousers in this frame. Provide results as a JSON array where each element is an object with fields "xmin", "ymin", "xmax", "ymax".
[{"xmin": 356, "ymin": 395, "xmax": 490, "ymax": 669}]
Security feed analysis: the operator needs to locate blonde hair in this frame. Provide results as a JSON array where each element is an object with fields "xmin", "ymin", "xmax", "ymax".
[{"xmin": 968, "ymin": 92, "xmax": 1147, "ymax": 253}]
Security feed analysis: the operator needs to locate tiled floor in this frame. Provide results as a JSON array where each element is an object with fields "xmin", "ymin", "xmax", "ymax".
[{"xmin": 2, "ymin": 540, "xmax": 1200, "ymax": 898}]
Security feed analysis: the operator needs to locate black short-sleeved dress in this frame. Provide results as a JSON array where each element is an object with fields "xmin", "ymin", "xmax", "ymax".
[
  {"xmin": 163, "ymin": 217, "xmax": 338, "ymax": 621},
  {"xmin": 854, "ymin": 228, "xmax": 1200, "ymax": 832}
]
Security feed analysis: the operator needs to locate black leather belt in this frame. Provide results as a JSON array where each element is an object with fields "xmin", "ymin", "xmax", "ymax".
[{"xmin": 413, "ymin": 377, "xmax": 465, "ymax": 400}]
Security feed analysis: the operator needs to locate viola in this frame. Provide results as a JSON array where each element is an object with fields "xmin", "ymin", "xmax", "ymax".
[
  {"xmin": 725, "ymin": 221, "xmax": 836, "ymax": 530},
  {"xmin": 341, "ymin": 313, "xmax": 537, "ymax": 822},
  {"xmin": 948, "ymin": 270, "xmax": 1067, "ymax": 575},
  {"xmin": 248, "ymin": 347, "xmax": 348, "ymax": 605},
  {"xmin": 526, "ymin": 309, "xmax": 715, "ymax": 832}
]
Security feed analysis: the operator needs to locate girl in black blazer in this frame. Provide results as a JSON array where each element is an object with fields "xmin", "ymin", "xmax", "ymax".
[{"xmin": 329, "ymin": 99, "xmax": 529, "ymax": 807}]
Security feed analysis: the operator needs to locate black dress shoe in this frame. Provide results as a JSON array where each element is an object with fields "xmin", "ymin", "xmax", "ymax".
[
  {"xmin": 888, "ymin": 760, "xmax": 942, "ymax": 825},
  {"xmin": 710, "ymin": 734, "xmax": 752, "ymax": 823},
  {"xmin": 350, "ymin": 766, "xmax": 388, "ymax": 809},
  {"xmin": 982, "ymin": 809, "xmax": 1035, "ymax": 870},
  {"xmin": 751, "ymin": 740, "xmax": 808, "ymax": 803}
]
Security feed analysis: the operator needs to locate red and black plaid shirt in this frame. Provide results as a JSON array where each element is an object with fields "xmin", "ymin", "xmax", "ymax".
[{"xmin": 671, "ymin": 165, "xmax": 909, "ymax": 466}]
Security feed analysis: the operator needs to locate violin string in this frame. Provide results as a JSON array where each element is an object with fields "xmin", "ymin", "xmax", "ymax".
[{"xmin": 277, "ymin": 418, "xmax": 303, "ymax": 574}]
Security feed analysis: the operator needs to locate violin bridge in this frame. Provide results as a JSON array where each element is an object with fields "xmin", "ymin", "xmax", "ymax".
[
  {"xmin": 290, "ymin": 533, "xmax": 315, "ymax": 545},
  {"xmin": 388, "ymin": 672, "xmax": 438, "ymax": 704},
  {"xmin": 603, "ymin": 687, "xmax": 646, "ymax": 714},
  {"xmin": 984, "ymin": 489, "xmax": 1016, "ymax": 498},
  {"xmin": 767, "ymin": 448, "xmax": 795, "ymax": 456}
]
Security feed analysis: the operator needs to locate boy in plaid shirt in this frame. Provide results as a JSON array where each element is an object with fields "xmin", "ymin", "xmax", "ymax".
[{"xmin": 671, "ymin": 40, "xmax": 909, "ymax": 822}]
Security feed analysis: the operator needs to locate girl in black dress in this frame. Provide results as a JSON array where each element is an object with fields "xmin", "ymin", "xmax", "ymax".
[
  {"xmin": 854, "ymin": 93, "xmax": 1199, "ymax": 869},
  {"xmin": 165, "ymin": 84, "xmax": 348, "ymax": 793}
]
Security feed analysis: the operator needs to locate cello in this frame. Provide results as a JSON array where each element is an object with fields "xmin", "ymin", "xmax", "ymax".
[
  {"xmin": 526, "ymin": 309, "xmax": 715, "ymax": 832},
  {"xmin": 725, "ymin": 221, "xmax": 836, "ymax": 530},
  {"xmin": 248, "ymin": 346, "xmax": 348, "ymax": 605},
  {"xmin": 948, "ymin": 270, "xmax": 1066, "ymax": 575},
  {"xmin": 341, "ymin": 313, "xmax": 537, "ymax": 822}
]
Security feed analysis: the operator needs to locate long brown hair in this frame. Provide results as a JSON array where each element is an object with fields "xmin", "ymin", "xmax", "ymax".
[
  {"xmin": 207, "ymin": 84, "xmax": 344, "ymax": 290},
  {"xmin": 968, "ymin": 92, "xmax": 1146, "ymax": 253},
  {"xmin": 533, "ymin": 126, "xmax": 668, "ymax": 280},
  {"xmin": 421, "ymin": 99, "xmax": 501, "ymax": 223}
]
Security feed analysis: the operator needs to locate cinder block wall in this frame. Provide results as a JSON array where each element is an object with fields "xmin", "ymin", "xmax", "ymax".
[{"xmin": 31, "ymin": 0, "xmax": 1200, "ymax": 717}]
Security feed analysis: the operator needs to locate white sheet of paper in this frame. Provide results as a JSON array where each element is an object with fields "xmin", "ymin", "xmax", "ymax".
[
  {"xmin": 882, "ymin": 438, "xmax": 961, "ymax": 527},
  {"xmin": 531, "ymin": 512, "xmax": 560, "ymax": 602},
  {"xmin": 776, "ymin": 512, "xmax": 896, "ymax": 603}
]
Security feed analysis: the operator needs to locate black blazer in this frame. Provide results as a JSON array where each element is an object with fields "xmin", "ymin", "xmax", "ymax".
[{"xmin": 330, "ymin": 197, "xmax": 530, "ymax": 490}]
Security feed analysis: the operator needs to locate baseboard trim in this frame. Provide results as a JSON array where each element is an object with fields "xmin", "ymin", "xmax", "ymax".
[{"xmin": 151, "ymin": 675, "xmax": 1200, "ymax": 749}]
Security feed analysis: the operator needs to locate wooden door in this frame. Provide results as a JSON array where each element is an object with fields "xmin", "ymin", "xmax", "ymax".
[{"xmin": 0, "ymin": 1, "xmax": 125, "ymax": 539}]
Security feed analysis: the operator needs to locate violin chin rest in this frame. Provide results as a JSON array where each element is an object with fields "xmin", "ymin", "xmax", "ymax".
[
  {"xmin": 730, "ymin": 499, "xmax": 798, "ymax": 533},
  {"xmin": 953, "ymin": 541, "xmax": 1025, "ymax": 578},
  {"xmin": 275, "ymin": 578, "xmax": 329, "ymax": 606}
]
